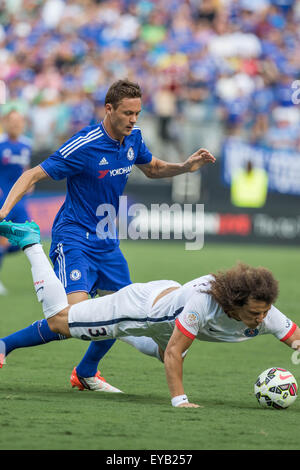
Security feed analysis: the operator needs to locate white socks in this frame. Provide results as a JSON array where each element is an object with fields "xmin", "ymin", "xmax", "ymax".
[
  {"xmin": 24, "ymin": 244, "xmax": 69, "ymax": 319},
  {"xmin": 119, "ymin": 336, "xmax": 162, "ymax": 362}
]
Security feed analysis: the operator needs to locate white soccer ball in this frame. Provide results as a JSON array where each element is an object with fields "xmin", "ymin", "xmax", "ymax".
[{"xmin": 254, "ymin": 367, "xmax": 298, "ymax": 409}]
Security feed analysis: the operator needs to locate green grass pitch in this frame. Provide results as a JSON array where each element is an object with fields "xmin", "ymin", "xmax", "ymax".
[{"xmin": 0, "ymin": 240, "xmax": 299, "ymax": 450}]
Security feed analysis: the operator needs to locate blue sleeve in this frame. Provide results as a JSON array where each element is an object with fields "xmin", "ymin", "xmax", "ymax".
[
  {"xmin": 135, "ymin": 131, "xmax": 152, "ymax": 165},
  {"xmin": 40, "ymin": 148, "xmax": 85, "ymax": 180}
]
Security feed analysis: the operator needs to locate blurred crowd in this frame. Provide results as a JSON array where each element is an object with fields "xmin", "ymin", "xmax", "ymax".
[{"xmin": 1, "ymin": 0, "xmax": 300, "ymax": 153}]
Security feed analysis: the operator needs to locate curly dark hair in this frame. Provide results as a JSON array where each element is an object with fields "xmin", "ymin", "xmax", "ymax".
[
  {"xmin": 105, "ymin": 79, "xmax": 142, "ymax": 109},
  {"xmin": 206, "ymin": 263, "xmax": 279, "ymax": 314}
]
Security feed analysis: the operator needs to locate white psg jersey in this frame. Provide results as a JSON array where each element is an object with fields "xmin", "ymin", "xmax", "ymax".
[
  {"xmin": 68, "ymin": 275, "xmax": 297, "ymax": 350},
  {"xmin": 174, "ymin": 276, "xmax": 296, "ymax": 343}
]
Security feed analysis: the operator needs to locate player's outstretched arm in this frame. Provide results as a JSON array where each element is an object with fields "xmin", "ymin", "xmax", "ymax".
[
  {"xmin": 136, "ymin": 149, "xmax": 215, "ymax": 179},
  {"xmin": 282, "ymin": 326, "xmax": 300, "ymax": 350},
  {"xmin": 0, "ymin": 165, "xmax": 48, "ymax": 221},
  {"xmin": 182, "ymin": 148, "xmax": 216, "ymax": 173},
  {"xmin": 164, "ymin": 326, "xmax": 199, "ymax": 408}
]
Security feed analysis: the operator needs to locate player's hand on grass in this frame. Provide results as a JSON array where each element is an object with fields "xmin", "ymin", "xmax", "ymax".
[
  {"xmin": 177, "ymin": 403, "xmax": 200, "ymax": 408},
  {"xmin": 184, "ymin": 148, "xmax": 216, "ymax": 172}
]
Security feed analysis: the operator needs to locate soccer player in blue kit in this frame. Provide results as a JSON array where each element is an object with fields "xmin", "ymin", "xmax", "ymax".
[
  {"xmin": 0, "ymin": 109, "xmax": 32, "ymax": 295},
  {"xmin": 0, "ymin": 80, "xmax": 215, "ymax": 392}
]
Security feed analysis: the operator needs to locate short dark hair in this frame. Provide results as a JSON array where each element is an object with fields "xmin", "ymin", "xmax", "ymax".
[
  {"xmin": 105, "ymin": 79, "xmax": 142, "ymax": 109},
  {"xmin": 206, "ymin": 263, "xmax": 279, "ymax": 313}
]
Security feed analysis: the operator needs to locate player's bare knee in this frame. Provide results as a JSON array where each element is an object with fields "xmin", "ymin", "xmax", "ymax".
[
  {"xmin": 47, "ymin": 314, "xmax": 62, "ymax": 333},
  {"xmin": 47, "ymin": 307, "xmax": 70, "ymax": 337},
  {"xmin": 47, "ymin": 315, "xmax": 59, "ymax": 333}
]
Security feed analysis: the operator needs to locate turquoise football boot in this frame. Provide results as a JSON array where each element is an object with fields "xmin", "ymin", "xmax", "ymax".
[{"xmin": 0, "ymin": 220, "xmax": 40, "ymax": 249}]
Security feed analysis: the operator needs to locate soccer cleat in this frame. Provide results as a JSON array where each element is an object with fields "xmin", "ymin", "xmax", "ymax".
[
  {"xmin": 0, "ymin": 220, "xmax": 40, "ymax": 249},
  {"xmin": 70, "ymin": 367, "xmax": 123, "ymax": 393}
]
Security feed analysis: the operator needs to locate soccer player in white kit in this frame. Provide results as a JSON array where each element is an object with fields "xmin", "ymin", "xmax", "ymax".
[{"xmin": 1, "ymin": 220, "xmax": 300, "ymax": 407}]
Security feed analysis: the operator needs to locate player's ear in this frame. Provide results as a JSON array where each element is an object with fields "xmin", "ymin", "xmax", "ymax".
[{"xmin": 105, "ymin": 103, "xmax": 113, "ymax": 114}]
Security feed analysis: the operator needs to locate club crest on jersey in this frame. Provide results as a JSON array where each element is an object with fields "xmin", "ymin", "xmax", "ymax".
[
  {"xmin": 244, "ymin": 328, "xmax": 259, "ymax": 337},
  {"xmin": 184, "ymin": 311, "xmax": 199, "ymax": 327},
  {"xmin": 70, "ymin": 269, "xmax": 81, "ymax": 281},
  {"xmin": 127, "ymin": 147, "xmax": 134, "ymax": 161}
]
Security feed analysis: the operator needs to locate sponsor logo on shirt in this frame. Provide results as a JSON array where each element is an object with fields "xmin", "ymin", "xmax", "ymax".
[
  {"xmin": 99, "ymin": 157, "xmax": 108, "ymax": 165},
  {"xmin": 244, "ymin": 328, "xmax": 259, "ymax": 337},
  {"xmin": 98, "ymin": 170, "xmax": 109, "ymax": 179},
  {"xmin": 98, "ymin": 165, "xmax": 133, "ymax": 179},
  {"xmin": 1, "ymin": 147, "xmax": 30, "ymax": 166},
  {"xmin": 110, "ymin": 165, "xmax": 133, "ymax": 177}
]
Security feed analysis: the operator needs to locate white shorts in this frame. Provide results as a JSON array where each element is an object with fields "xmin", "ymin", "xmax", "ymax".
[{"xmin": 68, "ymin": 280, "xmax": 181, "ymax": 347}]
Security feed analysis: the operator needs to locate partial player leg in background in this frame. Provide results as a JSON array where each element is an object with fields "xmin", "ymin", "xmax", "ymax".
[
  {"xmin": 0, "ymin": 243, "xmax": 23, "ymax": 295},
  {"xmin": 0, "ymin": 237, "xmax": 9, "ymax": 294},
  {"xmin": 119, "ymin": 336, "xmax": 162, "ymax": 362},
  {"xmin": 0, "ymin": 203, "xmax": 29, "ymax": 294}
]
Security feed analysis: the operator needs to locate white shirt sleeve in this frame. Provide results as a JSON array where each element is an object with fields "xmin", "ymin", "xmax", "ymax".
[
  {"xmin": 262, "ymin": 305, "xmax": 297, "ymax": 341},
  {"xmin": 175, "ymin": 292, "xmax": 208, "ymax": 339}
]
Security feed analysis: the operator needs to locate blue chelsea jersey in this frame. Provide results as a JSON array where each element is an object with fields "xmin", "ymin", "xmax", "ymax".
[
  {"xmin": 40, "ymin": 122, "xmax": 153, "ymax": 251},
  {"xmin": 0, "ymin": 133, "xmax": 32, "ymax": 201}
]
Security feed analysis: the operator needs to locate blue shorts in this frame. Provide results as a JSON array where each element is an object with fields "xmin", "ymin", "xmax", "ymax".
[{"xmin": 49, "ymin": 240, "xmax": 131, "ymax": 296}]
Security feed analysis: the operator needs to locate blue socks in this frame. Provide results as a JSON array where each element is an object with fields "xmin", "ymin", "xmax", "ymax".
[
  {"xmin": 1, "ymin": 318, "xmax": 116, "ymax": 378},
  {"xmin": 0, "ymin": 244, "xmax": 20, "ymax": 268},
  {"xmin": 76, "ymin": 339, "xmax": 116, "ymax": 377},
  {"xmin": 1, "ymin": 319, "xmax": 64, "ymax": 356}
]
